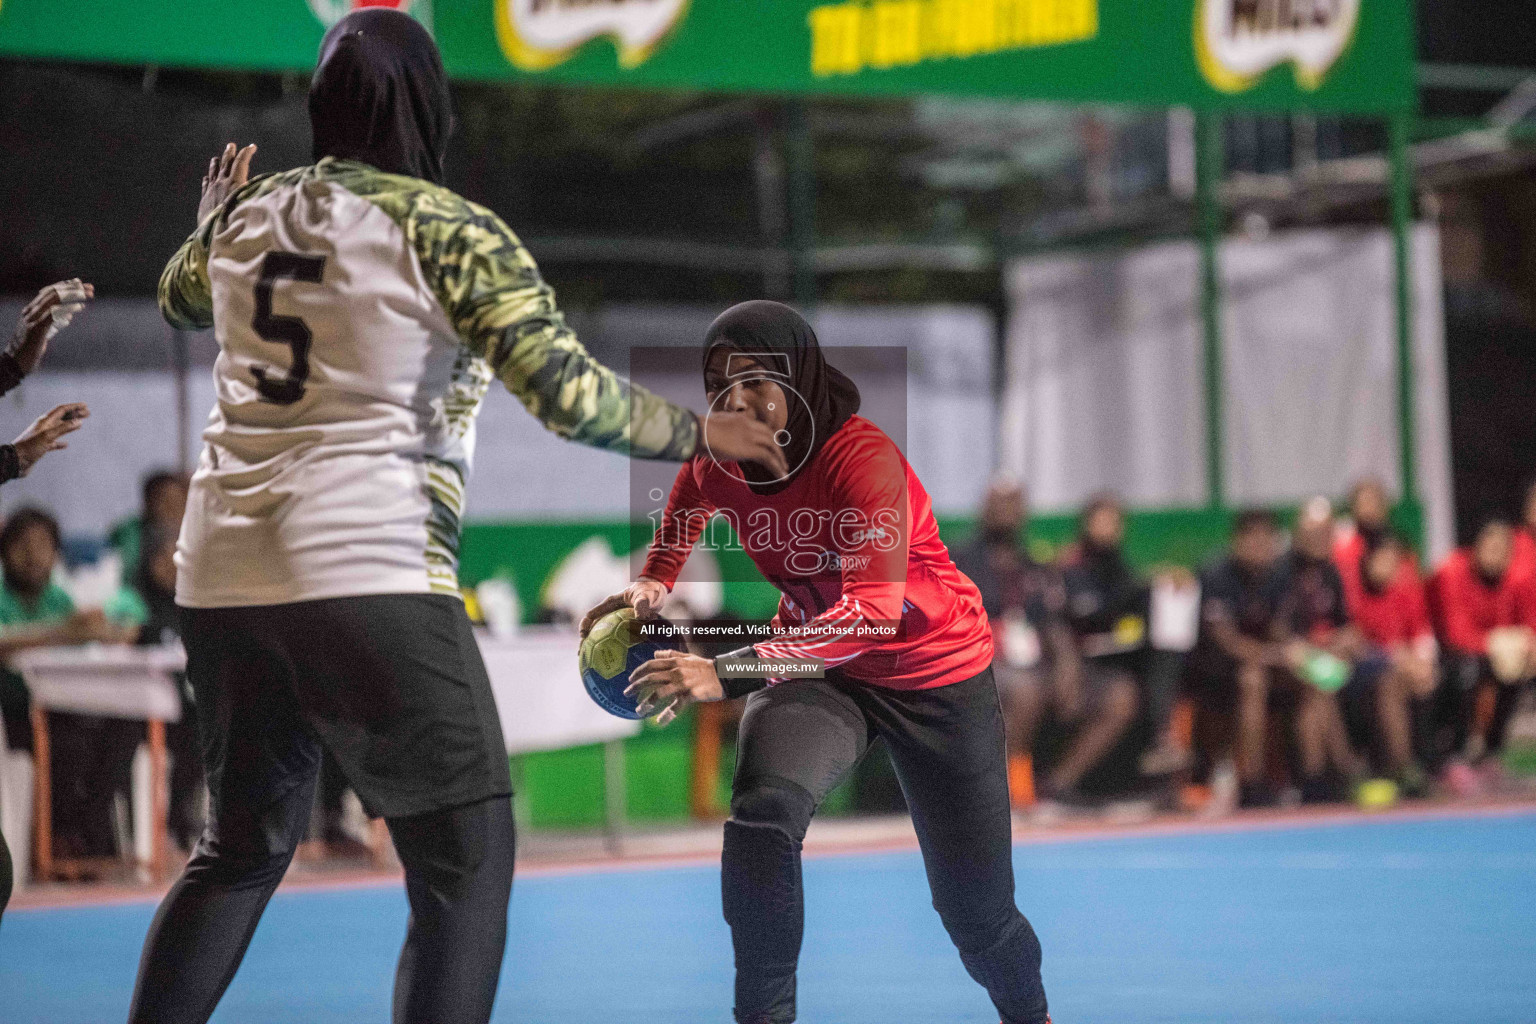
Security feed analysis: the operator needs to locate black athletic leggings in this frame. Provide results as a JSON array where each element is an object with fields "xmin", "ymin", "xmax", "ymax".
[
  {"xmin": 128, "ymin": 787, "xmax": 514, "ymax": 1024},
  {"xmin": 1, "ymin": 824, "xmax": 11, "ymax": 929},
  {"xmin": 724, "ymin": 665, "xmax": 1049, "ymax": 1024}
]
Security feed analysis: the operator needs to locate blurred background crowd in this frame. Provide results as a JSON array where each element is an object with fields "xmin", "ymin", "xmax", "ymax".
[{"xmin": 4, "ymin": 461, "xmax": 1536, "ymax": 881}]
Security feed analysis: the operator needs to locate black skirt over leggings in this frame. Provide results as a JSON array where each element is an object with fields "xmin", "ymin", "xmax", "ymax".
[
  {"xmin": 129, "ymin": 594, "xmax": 515, "ymax": 1024},
  {"xmin": 724, "ymin": 664, "xmax": 1049, "ymax": 1024}
]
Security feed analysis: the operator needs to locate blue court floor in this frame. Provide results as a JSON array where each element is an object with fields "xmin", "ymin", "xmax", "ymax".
[{"xmin": 3, "ymin": 809, "xmax": 1535, "ymax": 1023}]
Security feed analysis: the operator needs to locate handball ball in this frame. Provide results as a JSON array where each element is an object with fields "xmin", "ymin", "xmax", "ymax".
[{"xmin": 579, "ymin": 607, "xmax": 671, "ymax": 720}]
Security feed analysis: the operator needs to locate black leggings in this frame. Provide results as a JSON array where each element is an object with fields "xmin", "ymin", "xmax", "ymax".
[
  {"xmin": 1439, "ymin": 654, "xmax": 1530, "ymax": 762},
  {"xmin": 1, "ymin": 823, "xmax": 11, "ymax": 929},
  {"xmin": 130, "ymin": 595, "xmax": 515, "ymax": 1024},
  {"xmin": 724, "ymin": 665, "xmax": 1048, "ymax": 1024},
  {"xmin": 129, "ymin": 788, "xmax": 514, "ymax": 1024}
]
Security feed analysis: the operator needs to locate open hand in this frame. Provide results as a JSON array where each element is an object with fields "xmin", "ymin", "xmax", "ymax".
[
  {"xmin": 12, "ymin": 403, "xmax": 88, "ymax": 476},
  {"xmin": 579, "ymin": 577, "xmax": 669, "ymax": 638},
  {"xmin": 199, "ymin": 142, "xmax": 257, "ymax": 225},
  {"xmin": 701, "ymin": 411, "xmax": 790, "ymax": 479},
  {"xmin": 624, "ymin": 648, "xmax": 724, "ymax": 725},
  {"xmin": 10, "ymin": 280, "xmax": 93, "ymax": 374}
]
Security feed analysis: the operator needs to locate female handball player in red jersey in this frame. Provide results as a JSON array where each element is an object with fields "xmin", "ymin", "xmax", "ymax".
[{"xmin": 582, "ymin": 301, "xmax": 1050, "ymax": 1024}]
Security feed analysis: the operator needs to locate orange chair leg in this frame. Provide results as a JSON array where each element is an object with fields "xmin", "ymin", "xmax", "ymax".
[
  {"xmin": 1170, "ymin": 697, "xmax": 1195, "ymax": 749},
  {"xmin": 690, "ymin": 701, "xmax": 724, "ymax": 820},
  {"xmin": 1008, "ymin": 752, "xmax": 1035, "ymax": 809},
  {"xmin": 31, "ymin": 707, "xmax": 51, "ymax": 881}
]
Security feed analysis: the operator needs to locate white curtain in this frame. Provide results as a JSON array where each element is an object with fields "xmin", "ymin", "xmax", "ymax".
[
  {"xmin": 0, "ymin": 303, "xmax": 998, "ymax": 536},
  {"xmin": 1002, "ymin": 224, "xmax": 1455, "ymax": 561}
]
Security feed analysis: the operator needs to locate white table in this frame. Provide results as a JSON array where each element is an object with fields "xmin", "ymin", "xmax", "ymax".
[
  {"xmin": 477, "ymin": 627, "xmax": 641, "ymax": 842},
  {"xmin": 13, "ymin": 643, "xmax": 185, "ymax": 881},
  {"xmin": 11, "ymin": 631, "xmax": 636, "ymax": 875}
]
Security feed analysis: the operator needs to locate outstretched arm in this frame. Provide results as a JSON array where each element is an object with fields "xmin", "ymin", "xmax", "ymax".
[
  {"xmin": 424, "ymin": 201, "xmax": 786, "ymax": 471},
  {"xmin": 158, "ymin": 143, "xmax": 258, "ymax": 331},
  {"xmin": 0, "ymin": 403, "xmax": 90, "ymax": 484},
  {"xmin": 2, "ymin": 280, "xmax": 94, "ymax": 396},
  {"xmin": 578, "ymin": 464, "xmax": 716, "ymax": 637}
]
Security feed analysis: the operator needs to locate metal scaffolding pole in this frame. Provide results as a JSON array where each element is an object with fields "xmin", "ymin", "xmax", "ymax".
[
  {"xmin": 1389, "ymin": 113, "xmax": 1420, "ymax": 535},
  {"xmin": 786, "ymin": 99, "xmax": 818, "ymax": 310},
  {"xmin": 1196, "ymin": 112, "xmax": 1225, "ymax": 510}
]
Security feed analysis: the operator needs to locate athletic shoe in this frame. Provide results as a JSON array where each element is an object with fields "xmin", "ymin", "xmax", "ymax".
[
  {"xmin": 1139, "ymin": 740, "xmax": 1194, "ymax": 776},
  {"xmin": 1439, "ymin": 759, "xmax": 1484, "ymax": 799},
  {"xmin": 1396, "ymin": 763, "xmax": 1430, "ymax": 799},
  {"xmin": 1238, "ymin": 781, "xmax": 1279, "ymax": 809},
  {"xmin": 1475, "ymin": 758, "xmax": 1509, "ymax": 793}
]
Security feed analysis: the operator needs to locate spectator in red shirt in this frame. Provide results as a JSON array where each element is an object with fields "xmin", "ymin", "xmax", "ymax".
[
  {"xmin": 1345, "ymin": 532, "xmax": 1435, "ymax": 793},
  {"xmin": 1430, "ymin": 517, "xmax": 1536, "ymax": 768},
  {"xmin": 1333, "ymin": 477, "xmax": 1420, "ymax": 609}
]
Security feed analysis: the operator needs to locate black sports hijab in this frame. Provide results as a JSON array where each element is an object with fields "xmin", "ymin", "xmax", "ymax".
[
  {"xmin": 703, "ymin": 301, "xmax": 861, "ymax": 494},
  {"xmin": 310, "ymin": 9, "xmax": 453, "ymax": 184}
]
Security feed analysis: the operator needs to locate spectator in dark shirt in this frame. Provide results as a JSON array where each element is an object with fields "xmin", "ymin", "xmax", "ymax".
[
  {"xmin": 1045, "ymin": 494, "xmax": 1144, "ymax": 804},
  {"xmin": 1188, "ymin": 510, "xmax": 1287, "ymax": 804},
  {"xmin": 952, "ymin": 478, "xmax": 1079, "ymax": 806},
  {"xmin": 1276, "ymin": 499, "xmax": 1365, "ymax": 801},
  {"xmin": 1430, "ymin": 516, "xmax": 1536, "ymax": 770}
]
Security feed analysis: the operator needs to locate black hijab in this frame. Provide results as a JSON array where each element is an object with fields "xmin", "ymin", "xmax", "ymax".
[
  {"xmin": 309, "ymin": 9, "xmax": 453, "ymax": 184},
  {"xmin": 703, "ymin": 301, "xmax": 860, "ymax": 494}
]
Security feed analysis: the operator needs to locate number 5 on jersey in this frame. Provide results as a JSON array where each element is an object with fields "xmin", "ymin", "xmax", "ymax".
[{"xmin": 251, "ymin": 252, "xmax": 326, "ymax": 405}]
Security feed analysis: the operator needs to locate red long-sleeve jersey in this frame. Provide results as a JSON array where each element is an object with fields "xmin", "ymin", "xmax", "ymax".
[
  {"xmin": 641, "ymin": 416, "xmax": 992, "ymax": 689},
  {"xmin": 1333, "ymin": 525, "xmax": 1421, "ymax": 615},
  {"xmin": 1352, "ymin": 577, "xmax": 1434, "ymax": 649},
  {"xmin": 1509, "ymin": 528, "xmax": 1536, "ymax": 586},
  {"xmin": 1429, "ymin": 548, "xmax": 1536, "ymax": 656}
]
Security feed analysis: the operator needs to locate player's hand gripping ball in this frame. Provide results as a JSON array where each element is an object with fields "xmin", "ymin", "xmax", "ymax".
[{"xmin": 578, "ymin": 607, "xmax": 670, "ymax": 720}]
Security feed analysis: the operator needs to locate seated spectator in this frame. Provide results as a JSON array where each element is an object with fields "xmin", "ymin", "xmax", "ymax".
[
  {"xmin": 1430, "ymin": 516, "xmax": 1536, "ymax": 774},
  {"xmin": 1275, "ymin": 498, "xmax": 1366, "ymax": 801},
  {"xmin": 0, "ymin": 508, "xmax": 138, "ymax": 860},
  {"xmin": 108, "ymin": 470, "xmax": 189, "ymax": 585},
  {"xmin": 952, "ymin": 478, "xmax": 1079, "ymax": 807},
  {"xmin": 1046, "ymin": 494, "xmax": 1144, "ymax": 804},
  {"xmin": 1187, "ymin": 510, "xmax": 1285, "ymax": 806},
  {"xmin": 1334, "ymin": 477, "xmax": 1419, "ymax": 609},
  {"xmin": 1187, "ymin": 507, "xmax": 1357, "ymax": 807},
  {"xmin": 1343, "ymin": 532, "xmax": 1436, "ymax": 795},
  {"xmin": 113, "ymin": 527, "xmax": 205, "ymax": 850}
]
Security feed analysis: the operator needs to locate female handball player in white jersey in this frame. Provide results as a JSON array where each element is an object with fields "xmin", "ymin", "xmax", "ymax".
[{"xmin": 128, "ymin": 12, "xmax": 784, "ymax": 1024}]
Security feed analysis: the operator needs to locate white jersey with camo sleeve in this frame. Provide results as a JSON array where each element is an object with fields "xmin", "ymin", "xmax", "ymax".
[{"xmin": 160, "ymin": 158, "xmax": 697, "ymax": 608}]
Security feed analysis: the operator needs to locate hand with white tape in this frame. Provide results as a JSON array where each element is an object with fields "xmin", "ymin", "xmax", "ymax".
[{"xmin": 9, "ymin": 278, "xmax": 94, "ymax": 375}]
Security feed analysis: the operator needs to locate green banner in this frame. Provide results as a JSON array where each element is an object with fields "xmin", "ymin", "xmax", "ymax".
[{"xmin": 0, "ymin": 0, "xmax": 1414, "ymax": 112}]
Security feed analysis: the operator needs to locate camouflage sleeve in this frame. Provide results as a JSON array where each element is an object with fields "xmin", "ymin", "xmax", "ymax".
[
  {"xmin": 414, "ymin": 197, "xmax": 698, "ymax": 461},
  {"xmin": 157, "ymin": 172, "xmax": 286, "ymax": 332},
  {"xmin": 157, "ymin": 222, "xmax": 214, "ymax": 331}
]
